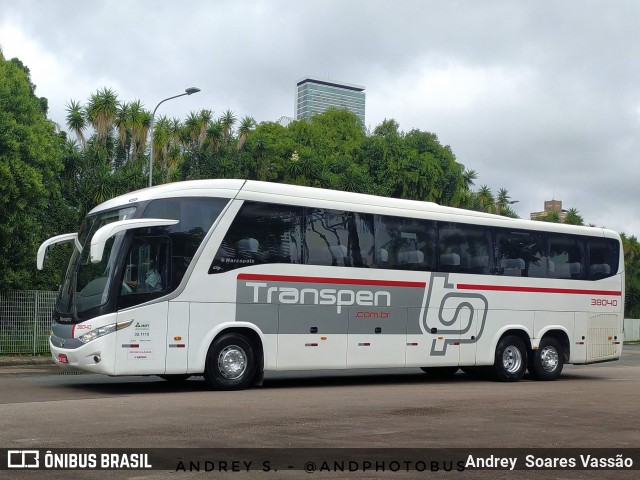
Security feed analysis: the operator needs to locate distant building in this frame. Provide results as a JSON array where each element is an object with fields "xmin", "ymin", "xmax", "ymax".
[
  {"xmin": 530, "ymin": 200, "xmax": 568, "ymax": 222},
  {"xmin": 295, "ymin": 77, "xmax": 366, "ymax": 124}
]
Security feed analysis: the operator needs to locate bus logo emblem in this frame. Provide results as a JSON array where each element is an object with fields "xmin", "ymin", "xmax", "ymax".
[{"xmin": 420, "ymin": 273, "xmax": 488, "ymax": 356}]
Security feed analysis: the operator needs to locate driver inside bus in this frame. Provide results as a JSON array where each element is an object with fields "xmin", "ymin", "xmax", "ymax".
[{"xmin": 144, "ymin": 260, "xmax": 162, "ymax": 291}]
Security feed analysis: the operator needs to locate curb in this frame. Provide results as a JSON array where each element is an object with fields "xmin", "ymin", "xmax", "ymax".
[{"xmin": 0, "ymin": 356, "xmax": 54, "ymax": 367}]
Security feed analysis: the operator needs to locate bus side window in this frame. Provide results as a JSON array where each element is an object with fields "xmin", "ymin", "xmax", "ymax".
[
  {"xmin": 587, "ymin": 237, "xmax": 619, "ymax": 280},
  {"xmin": 373, "ymin": 215, "xmax": 436, "ymax": 271},
  {"xmin": 495, "ymin": 229, "xmax": 545, "ymax": 277},
  {"xmin": 549, "ymin": 234, "xmax": 585, "ymax": 280},
  {"xmin": 118, "ymin": 234, "xmax": 171, "ymax": 307},
  {"xmin": 210, "ymin": 202, "xmax": 303, "ymax": 273},
  {"xmin": 304, "ymin": 209, "xmax": 374, "ymax": 268},
  {"xmin": 439, "ymin": 223, "xmax": 493, "ymax": 275}
]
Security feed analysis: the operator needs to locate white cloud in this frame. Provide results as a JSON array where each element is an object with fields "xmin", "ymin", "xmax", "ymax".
[{"xmin": 1, "ymin": 0, "xmax": 639, "ymax": 235}]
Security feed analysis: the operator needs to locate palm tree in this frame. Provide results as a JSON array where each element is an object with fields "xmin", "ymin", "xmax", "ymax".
[
  {"xmin": 184, "ymin": 112, "xmax": 200, "ymax": 145},
  {"xmin": 65, "ymin": 99, "xmax": 87, "ymax": 150},
  {"xmin": 565, "ymin": 208, "xmax": 584, "ymax": 226},
  {"xmin": 236, "ymin": 116, "xmax": 256, "ymax": 151},
  {"xmin": 475, "ymin": 185, "xmax": 495, "ymax": 213},
  {"xmin": 220, "ymin": 109, "xmax": 236, "ymax": 144},
  {"xmin": 340, "ymin": 164, "xmax": 363, "ymax": 192},
  {"xmin": 205, "ymin": 121, "xmax": 224, "ymax": 153},
  {"xmin": 162, "ymin": 118, "xmax": 184, "ymax": 182},
  {"xmin": 540, "ymin": 211, "xmax": 561, "ymax": 223},
  {"xmin": 114, "ymin": 102, "xmax": 130, "ymax": 152},
  {"xmin": 462, "ymin": 168, "xmax": 478, "ymax": 191},
  {"xmin": 85, "ymin": 87, "xmax": 119, "ymax": 145},
  {"xmin": 169, "ymin": 117, "xmax": 182, "ymax": 147},
  {"xmin": 197, "ymin": 110, "xmax": 213, "ymax": 148},
  {"xmin": 181, "ymin": 113, "xmax": 201, "ymax": 178},
  {"xmin": 128, "ymin": 100, "xmax": 149, "ymax": 160},
  {"xmin": 152, "ymin": 116, "xmax": 171, "ymax": 172}
]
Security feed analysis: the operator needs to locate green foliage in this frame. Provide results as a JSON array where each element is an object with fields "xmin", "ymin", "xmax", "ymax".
[
  {"xmin": 564, "ymin": 207, "xmax": 584, "ymax": 226},
  {"xmin": 538, "ymin": 210, "xmax": 562, "ymax": 223},
  {"xmin": 0, "ymin": 49, "xmax": 66, "ymax": 291},
  {"xmin": 3, "ymin": 52, "xmax": 638, "ymax": 318},
  {"xmin": 621, "ymin": 233, "xmax": 640, "ymax": 318},
  {"xmin": 533, "ymin": 207, "xmax": 584, "ymax": 226},
  {"xmin": 454, "ymin": 184, "xmax": 519, "ymax": 218}
]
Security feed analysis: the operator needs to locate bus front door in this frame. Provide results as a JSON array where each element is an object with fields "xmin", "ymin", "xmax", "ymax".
[{"xmin": 114, "ymin": 302, "xmax": 169, "ymax": 375}]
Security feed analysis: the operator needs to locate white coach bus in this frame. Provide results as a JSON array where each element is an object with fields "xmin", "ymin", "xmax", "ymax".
[{"xmin": 37, "ymin": 180, "xmax": 624, "ymax": 389}]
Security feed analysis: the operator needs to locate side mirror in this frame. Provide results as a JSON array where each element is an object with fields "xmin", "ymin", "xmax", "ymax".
[
  {"xmin": 90, "ymin": 218, "xmax": 178, "ymax": 264},
  {"xmin": 37, "ymin": 233, "xmax": 78, "ymax": 270}
]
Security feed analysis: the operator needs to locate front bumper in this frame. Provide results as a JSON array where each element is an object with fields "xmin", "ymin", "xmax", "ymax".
[{"xmin": 49, "ymin": 335, "xmax": 115, "ymax": 375}]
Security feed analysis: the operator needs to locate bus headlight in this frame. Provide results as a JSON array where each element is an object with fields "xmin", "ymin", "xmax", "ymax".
[
  {"xmin": 78, "ymin": 324, "xmax": 117, "ymax": 344},
  {"xmin": 77, "ymin": 320, "xmax": 134, "ymax": 344}
]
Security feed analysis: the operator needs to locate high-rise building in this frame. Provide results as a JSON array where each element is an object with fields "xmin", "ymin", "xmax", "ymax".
[{"xmin": 295, "ymin": 77, "xmax": 366, "ymax": 124}]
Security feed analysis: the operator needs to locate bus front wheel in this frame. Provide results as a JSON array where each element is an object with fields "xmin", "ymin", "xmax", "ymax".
[
  {"xmin": 529, "ymin": 337, "xmax": 564, "ymax": 381},
  {"xmin": 492, "ymin": 335, "xmax": 527, "ymax": 382},
  {"xmin": 204, "ymin": 333, "xmax": 256, "ymax": 390}
]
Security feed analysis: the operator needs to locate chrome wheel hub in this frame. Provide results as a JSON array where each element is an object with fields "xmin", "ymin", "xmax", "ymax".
[
  {"xmin": 218, "ymin": 345, "xmax": 247, "ymax": 379},
  {"xmin": 540, "ymin": 346, "xmax": 559, "ymax": 372},
  {"xmin": 502, "ymin": 345, "xmax": 523, "ymax": 373}
]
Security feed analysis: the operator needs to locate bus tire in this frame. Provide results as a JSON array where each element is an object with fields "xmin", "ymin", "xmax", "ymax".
[
  {"xmin": 420, "ymin": 366, "xmax": 459, "ymax": 378},
  {"xmin": 529, "ymin": 337, "xmax": 564, "ymax": 381},
  {"xmin": 493, "ymin": 335, "xmax": 527, "ymax": 382},
  {"xmin": 204, "ymin": 333, "xmax": 256, "ymax": 390}
]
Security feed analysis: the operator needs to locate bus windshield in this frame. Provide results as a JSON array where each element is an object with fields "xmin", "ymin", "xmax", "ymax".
[{"xmin": 56, "ymin": 206, "xmax": 136, "ymax": 322}]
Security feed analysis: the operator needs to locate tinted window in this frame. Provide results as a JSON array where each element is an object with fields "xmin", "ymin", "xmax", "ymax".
[
  {"xmin": 495, "ymin": 229, "xmax": 546, "ymax": 277},
  {"xmin": 374, "ymin": 215, "xmax": 436, "ymax": 270},
  {"xmin": 587, "ymin": 237, "xmax": 619, "ymax": 279},
  {"xmin": 142, "ymin": 197, "xmax": 229, "ymax": 286},
  {"xmin": 304, "ymin": 209, "xmax": 374, "ymax": 267},
  {"xmin": 211, "ymin": 202, "xmax": 303, "ymax": 273},
  {"xmin": 207, "ymin": 199, "xmax": 620, "ymax": 282},
  {"xmin": 439, "ymin": 223, "xmax": 493, "ymax": 274},
  {"xmin": 548, "ymin": 234, "xmax": 585, "ymax": 279},
  {"xmin": 118, "ymin": 235, "xmax": 172, "ymax": 308}
]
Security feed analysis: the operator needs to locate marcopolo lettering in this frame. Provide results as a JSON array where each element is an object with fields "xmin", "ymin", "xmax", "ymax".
[{"xmin": 244, "ymin": 281, "xmax": 391, "ymax": 314}]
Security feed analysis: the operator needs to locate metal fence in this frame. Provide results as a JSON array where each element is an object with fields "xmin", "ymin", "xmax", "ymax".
[{"xmin": 0, "ymin": 290, "xmax": 57, "ymax": 355}]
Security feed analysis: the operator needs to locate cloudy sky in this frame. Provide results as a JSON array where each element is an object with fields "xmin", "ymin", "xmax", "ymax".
[{"xmin": 1, "ymin": 1, "xmax": 639, "ymax": 235}]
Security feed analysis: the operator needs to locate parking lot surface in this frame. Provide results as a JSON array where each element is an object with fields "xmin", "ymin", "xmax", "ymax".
[{"xmin": 1, "ymin": 345, "xmax": 638, "ymax": 479}]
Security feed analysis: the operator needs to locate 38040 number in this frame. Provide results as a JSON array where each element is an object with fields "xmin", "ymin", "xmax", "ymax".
[{"xmin": 591, "ymin": 298, "xmax": 618, "ymax": 307}]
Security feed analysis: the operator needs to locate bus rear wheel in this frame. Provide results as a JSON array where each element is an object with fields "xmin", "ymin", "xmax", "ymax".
[
  {"xmin": 492, "ymin": 335, "xmax": 527, "ymax": 382},
  {"xmin": 204, "ymin": 333, "xmax": 256, "ymax": 390},
  {"xmin": 529, "ymin": 337, "xmax": 564, "ymax": 381}
]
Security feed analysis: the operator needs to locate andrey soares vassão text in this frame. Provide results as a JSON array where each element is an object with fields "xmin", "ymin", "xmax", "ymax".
[{"xmin": 465, "ymin": 454, "xmax": 635, "ymax": 470}]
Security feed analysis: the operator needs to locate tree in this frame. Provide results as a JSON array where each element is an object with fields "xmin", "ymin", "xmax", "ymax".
[
  {"xmin": 65, "ymin": 99, "xmax": 87, "ymax": 150},
  {"xmin": 197, "ymin": 109, "xmax": 213, "ymax": 148},
  {"xmin": 564, "ymin": 208, "xmax": 584, "ymax": 226},
  {"xmin": 475, "ymin": 185, "xmax": 495, "ymax": 213},
  {"xmin": 462, "ymin": 169, "xmax": 478, "ymax": 191},
  {"xmin": 220, "ymin": 109, "xmax": 236, "ymax": 144},
  {"xmin": 127, "ymin": 100, "xmax": 151, "ymax": 161},
  {"xmin": 539, "ymin": 210, "xmax": 561, "ymax": 223},
  {"xmin": 621, "ymin": 233, "xmax": 640, "ymax": 318},
  {"xmin": 85, "ymin": 87, "xmax": 119, "ymax": 146},
  {"xmin": 237, "ymin": 116, "xmax": 256, "ymax": 151},
  {"xmin": 0, "ymin": 48, "xmax": 65, "ymax": 290}
]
